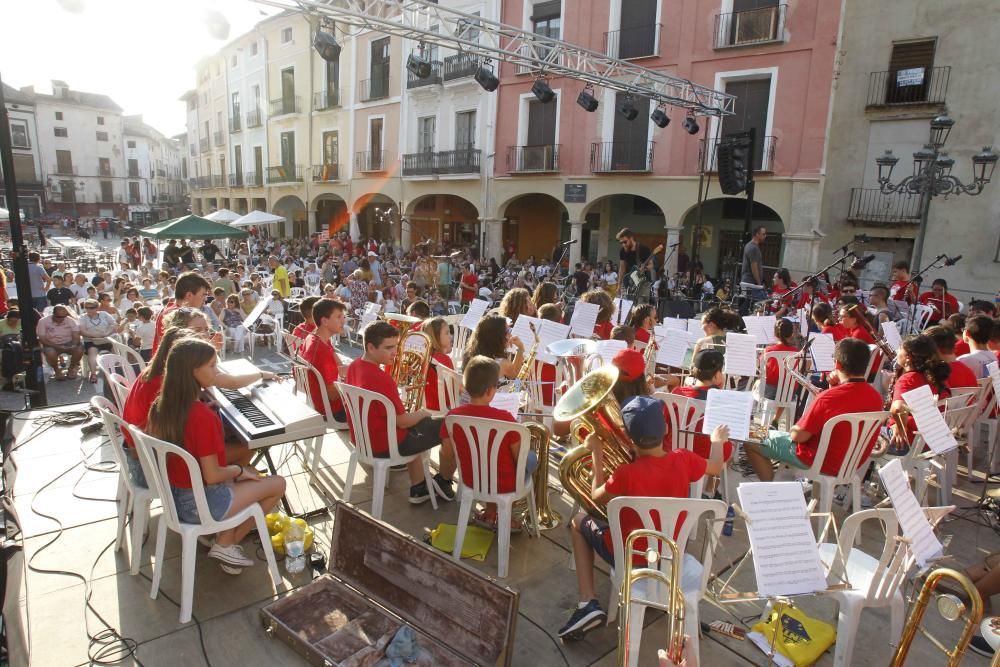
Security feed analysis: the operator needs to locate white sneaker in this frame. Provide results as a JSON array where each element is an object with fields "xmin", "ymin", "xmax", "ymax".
[
  {"xmin": 208, "ymin": 543, "xmax": 254, "ymax": 569},
  {"xmin": 197, "ymin": 534, "xmax": 215, "ymax": 548}
]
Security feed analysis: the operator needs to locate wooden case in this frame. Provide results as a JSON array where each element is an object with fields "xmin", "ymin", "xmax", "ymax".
[{"xmin": 260, "ymin": 503, "xmax": 519, "ymax": 666}]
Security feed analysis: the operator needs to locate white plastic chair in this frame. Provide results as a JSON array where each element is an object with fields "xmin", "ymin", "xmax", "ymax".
[
  {"xmin": 451, "ymin": 323, "xmax": 471, "ymax": 370},
  {"xmin": 963, "ymin": 378, "xmax": 998, "ymax": 479},
  {"xmin": 818, "ymin": 506, "xmax": 954, "ymax": 667},
  {"xmin": 525, "ymin": 359, "xmax": 561, "ymax": 420},
  {"xmin": 97, "ymin": 353, "xmax": 138, "ymax": 387},
  {"xmin": 334, "ymin": 382, "xmax": 439, "ymax": 520},
  {"xmin": 655, "ymin": 393, "xmax": 729, "ymax": 504},
  {"xmin": 248, "ymin": 312, "xmax": 283, "ymax": 357},
  {"xmin": 292, "ymin": 360, "xmax": 348, "ymax": 484},
  {"xmin": 427, "ymin": 361, "xmax": 462, "ymax": 418},
  {"xmin": 758, "ymin": 350, "xmax": 799, "ymax": 430},
  {"xmin": 281, "ymin": 331, "xmax": 303, "ymax": 361},
  {"xmin": 126, "ymin": 426, "xmax": 282, "ymax": 624},
  {"xmin": 443, "ymin": 414, "xmax": 538, "ymax": 579},
  {"xmin": 91, "ymin": 397, "xmax": 157, "ymax": 576},
  {"xmin": 109, "ymin": 339, "xmax": 147, "ymax": 374},
  {"xmin": 607, "ymin": 496, "xmax": 728, "ymax": 667}
]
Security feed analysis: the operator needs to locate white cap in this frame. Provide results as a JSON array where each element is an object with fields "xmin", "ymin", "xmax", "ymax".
[{"xmin": 478, "ymin": 287, "xmax": 492, "ymax": 298}]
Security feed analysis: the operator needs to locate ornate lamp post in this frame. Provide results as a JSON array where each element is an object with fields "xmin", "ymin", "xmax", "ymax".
[{"xmin": 875, "ymin": 115, "xmax": 997, "ymax": 273}]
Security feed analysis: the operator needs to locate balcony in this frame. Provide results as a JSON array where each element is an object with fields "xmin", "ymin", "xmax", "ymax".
[
  {"xmin": 266, "ymin": 165, "xmax": 303, "ymax": 184},
  {"xmin": 213, "ymin": 131, "xmax": 225, "ymax": 146},
  {"xmin": 506, "ymin": 145, "xmax": 560, "ymax": 173},
  {"xmin": 129, "ymin": 195, "xmax": 141, "ymax": 204},
  {"xmin": 156, "ymin": 194, "xmax": 174, "ymax": 203},
  {"xmin": 97, "ymin": 193, "xmax": 122, "ymax": 203},
  {"xmin": 312, "ymin": 164, "xmax": 341, "ymax": 182},
  {"xmin": 229, "ymin": 114, "xmax": 242, "ymax": 133},
  {"xmin": 699, "ymin": 135, "xmax": 777, "ymax": 172},
  {"xmin": 98, "ymin": 167, "xmax": 114, "ymax": 178},
  {"xmin": 245, "ymin": 171, "xmax": 263, "ymax": 187},
  {"xmin": 0, "ymin": 171, "xmax": 42, "ymax": 185},
  {"xmin": 355, "ymin": 150, "xmax": 388, "ymax": 173},
  {"xmin": 604, "ymin": 24, "xmax": 662, "ymax": 60},
  {"xmin": 847, "ymin": 188, "xmax": 922, "ymax": 225},
  {"xmin": 866, "ymin": 66, "xmax": 950, "ymax": 108},
  {"xmin": 442, "ymin": 53, "xmax": 479, "ymax": 82},
  {"xmin": 407, "ymin": 61, "xmax": 443, "ymax": 89},
  {"xmin": 229, "ymin": 172, "xmax": 244, "ymax": 187},
  {"xmin": 359, "ymin": 69, "xmax": 390, "ymax": 102},
  {"xmin": 402, "ymin": 152, "xmax": 436, "ymax": 176},
  {"xmin": 714, "ymin": 4, "xmax": 786, "ymax": 49},
  {"xmin": 401, "ymin": 149, "xmax": 481, "ymax": 176},
  {"xmin": 50, "ymin": 192, "xmax": 76, "ymax": 203},
  {"xmin": 211, "ymin": 174, "xmax": 226, "ymax": 187},
  {"xmin": 269, "ymin": 97, "xmax": 300, "ymax": 116},
  {"xmin": 590, "ymin": 141, "xmax": 655, "ymax": 173},
  {"xmin": 313, "ymin": 89, "xmax": 342, "ymax": 110},
  {"xmin": 199, "ymin": 138, "xmax": 209, "ymax": 153},
  {"xmin": 127, "ymin": 169, "xmax": 141, "ymax": 180},
  {"xmin": 246, "ymin": 108, "xmax": 262, "ymax": 128}
]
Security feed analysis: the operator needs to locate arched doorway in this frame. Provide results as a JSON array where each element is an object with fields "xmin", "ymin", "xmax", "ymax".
[
  {"xmin": 273, "ymin": 195, "xmax": 306, "ymax": 238},
  {"xmin": 680, "ymin": 198, "xmax": 784, "ymax": 285},
  {"xmin": 353, "ymin": 193, "xmax": 398, "ymax": 244},
  {"xmin": 500, "ymin": 193, "xmax": 567, "ymax": 263},
  {"xmin": 405, "ymin": 195, "xmax": 480, "ymax": 250},
  {"xmin": 582, "ymin": 194, "xmax": 666, "ymax": 266},
  {"xmin": 313, "ymin": 194, "xmax": 349, "ymax": 237}
]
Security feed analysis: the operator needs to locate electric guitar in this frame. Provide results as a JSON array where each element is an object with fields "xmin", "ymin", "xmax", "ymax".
[{"xmin": 625, "ymin": 244, "xmax": 665, "ymax": 293}]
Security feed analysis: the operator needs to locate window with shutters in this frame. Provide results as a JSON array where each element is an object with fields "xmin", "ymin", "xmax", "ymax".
[
  {"xmin": 9, "ymin": 120, "xmax": 30, "ymax": 148},
  {"xmin": 720, "ymin": 76, "xmax": 774, "ymax": 171},
  {"xmin": 612, "ymin": 0, "xmax": 659, "ymax": 59},
  {"xmin": 99, "ymin": 157, "xmax": 111, "ymax": 176},
  {"xmin": 54, "ymin": 127, "xmax": 68, "ymax": 137},
  {"xmin": 885, "ymin": 39, "xmax": 937, "ymax": 104},
  {"xmin": 417, "ymin": 117, "xmax": 436, "ymax": 154},
  {"xmin": 455, "ymin": 110, "xmax": 476, "ymax": 149},
  {"xmin": 719, "ymin": 0, "xmax": 783, "ymax": 48},
  {"xmin": 100, "ymin": 181, "xmax": 114, "ymax": 202},
  {"xmin": 128, "ymin": 181, "xmax": 141, "ymax": 203},
  {"xmin": 55, "ymin": 149, "xmax": 73, "ymax": 174}
]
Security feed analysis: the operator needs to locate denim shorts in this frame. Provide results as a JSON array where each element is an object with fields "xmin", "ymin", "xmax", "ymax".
[
  {"xmin": 125, "ymin": 454, "xmax": 147, "ymax": 489},
  {"xmin": 172, "ymin": 484, "xmax": 233, "ymax": 524}
]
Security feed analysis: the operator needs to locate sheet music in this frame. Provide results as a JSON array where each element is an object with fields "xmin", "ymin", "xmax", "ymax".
[
  {"xmin": 612, "ymin": 298, "xmax": 634, "ymax": 326},
  {"xmin": 569, "ymin": 301, "xmax": 599, "ymax": 338},
  {"xmin": 723, "ymin": 332, "xmax": 758, "ymax": 378},
  {"xmin": 881, "ymin": 321, "xmax": 903, "ymax": 352},
  {"xmin": 489, "ymin": 390, "xmax": 522, "ymax": 419},
  {"xmin": 743, "ymin": 315, "xmax": 776, "ymax": 345},
  {"xmin": 660, "ymin": 318, "xmax": 688, "ymax": 332},
  {"xmin": 807, "ymin": 333, "xmax": 836, "ymax": 373},
  {"xmin": 702, "ymin": 388, "xmax": 755, "ymax": 442},
  {"xmin": 878, "ymin": 458, "xmax": 943, "ymax": 567},
  {"xmin": 594, "ymin": 340, "xmax": 627, "ymax": 367},
  {"xmin": 737, "ymin": 482, "xmax": 829, "ymax": 597},
  {"xmin": 798, "ymin": 308, "xmax": 809, "ymax": 335},
  {"xmin": 403, "ymin": 334, "xmax": 427, "ymax": 352},
  {"xmin": 460, "ymin": 299, "xmax": 489, "ymax": 330},
  {"xmin": 241, "ymin": 296, "xmax": 273, "ymax": 330},
  {"xmin": 364, "ymin": 302, "xmax": 382, "ymax": 316},
  {"xmin": 655, "ymin": 328, "xmax": 693, "ymax": 368},
  {"xmin": 537, "ymin": 321, "xmax": 570, "ymax": 365},
  {"xmin": 988, "ymin": 362, "xmax": 1000, "ymax": 401},
  {"xmin": 687, "ymin": 318, "xmax": 704, "ymax": 336},
  {"xmin": 510, "ymin": 315, "xmax": 541, "ymax": 345},
  {"xmin": 902, "ymin": 384, "xmax": 957, "ymax": 454}
]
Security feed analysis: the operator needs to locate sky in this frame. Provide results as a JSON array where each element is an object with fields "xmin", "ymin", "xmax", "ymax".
[{"xmin": 0, "ymin": 0, "xmax": 280, "ymax": 137}]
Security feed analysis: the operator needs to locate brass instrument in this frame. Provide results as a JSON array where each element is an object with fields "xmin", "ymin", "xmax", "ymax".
[
  {"xmin": 618, "ymin": 529, "xmax": 686, "ymax": 666},
  {"xmin": 518, "ymin": 421, "xmax": 561, "ymax": 530},
  {"xmin": 384, "ymin": 313, "xmax": 433, "ymax": 412},
  {"xmin": 890, "ymin": 567, "xmax": 983, "ymax": 666},
  {"xmin": 507, "ymin": 322, "xmax": 539, "ymax": 393},
  {"xmin": 554, "ymin": 366, "xmax": 634, "ymax": 522},
  {"xmin": 547, "ymin": 338, "xmax": 601, "ymax": 386},
  {"xmin": 781, "ymin": 348, "xmax": 822, "ymax": 398}
]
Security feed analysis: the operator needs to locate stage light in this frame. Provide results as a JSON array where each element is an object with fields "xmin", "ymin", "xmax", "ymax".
[
  {"xmin": 618, "ymin": 95, "xmax": 638, "ymax": 121},
  {"xmin": 577, "ymin": 85, "xmax": 598, "ymax": 112},
  {"xmin": 532, "ymin": 78, "xmax": 555, "ymax": 103},
  {"xmin": 475, "ymin": 61, "xmax": 499, "ymax": 92},
  {"xmin": 407, "ymin": 50, "xmax": 432, "ymax": 79},
  {"xmin": 651, "ymin": 108, "xmax": 670, "ymax": 128},
  {"xmin": 682, "ymin": 114, "xmax": 700, "ymax": 135},
  {"xmin": 314, "ymin": 30, "xmax": 341, "ymax": 62}
]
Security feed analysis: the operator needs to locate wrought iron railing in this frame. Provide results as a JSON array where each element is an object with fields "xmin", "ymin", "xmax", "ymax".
[
  {"xmin": 266, "ymin": 165, "xmax": 303, "ymax": 183},
  {"xmin": 229, "ymin": 173, "xmax": 243, "ymax": 187},
  {"xmin": 312, "ymin": 164, "xmax": 340, "ymax": 181},
  {"xmin": 604, "ymin": 24, "xmax": 661, "ymax": 59},
  {"xmin": 360, "ymin": 65, "xmax": 391, "ymax": 101},
  {"xmin": 355, "ymin": 150, "xmax": 389, "ymax": 172},
  {"xmin": 269, "ymin": 97, "xmax": 300, "ymax": 116},
  {"xmin": 715, "ymin": 4, "xmax": 785, "ymax": 48},
  {"xmin": 313, "ymin": 89, "xmax": 342, "ymax": 110},
  {"xmin": 847, "ymin": 188, "xmax": 922, "ymax": 225},
  {"xmin": 407, "ymin": 61, "xmax": 443, "ymax": 89},
  {"xmin": 245, "ymin": 171, "xmax": 263, "ymax": 186},
  {"xmin": 246, "ymin": 108, "xmax": 262, "ymax": 128},
  {"xmin": 506, "ymin": 145, "xmax": 560, "ymax": 173},
  {"xmin": 866, "ymin": 66, "xmax": 950, "ymax": 107},
  {"xmin": 699, "ymin": 135, "xmax": 777, "ymax": 172},
  {"xmin": 590, "ymin": 141, "xmax": 655, "ymax": 172},
  {"xmin": 442, "ymin": 53, "xmax": 479, "ymax": 81},
  {"xmin": 229, "ymin": 114, "xmax": 241, "ymax": 132},
  {"xmin": 199, "ymin": 138, "xmax": 209, "ymax": 153}
]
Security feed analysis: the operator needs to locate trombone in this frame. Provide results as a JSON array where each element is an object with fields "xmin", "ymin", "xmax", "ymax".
[{"xmin": 890, "ymin": 567, "xmax": 983, "ymax": 666}]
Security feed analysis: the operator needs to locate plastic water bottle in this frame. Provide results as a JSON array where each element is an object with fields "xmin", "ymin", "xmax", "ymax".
[
  {"xmin": 722, "ymin": 505, "xmax": 735, "ymax": 537},
  {"xmin": 283, "ymin": 524, "xmax": 306, "ymax": 574}
]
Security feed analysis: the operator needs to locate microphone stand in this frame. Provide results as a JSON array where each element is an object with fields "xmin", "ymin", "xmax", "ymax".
[
  {"xmin": 777, "ymin": 251, "xmax": 860, "ymax": 318},
  {"xmin": 554, "ymin": 242, "xmax": 573, "ymax": 280}
]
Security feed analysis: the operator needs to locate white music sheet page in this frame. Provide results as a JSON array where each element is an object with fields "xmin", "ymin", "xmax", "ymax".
[
  {"xmin": 460, "ymin": 299, "xmax": 489, "ymax": 330},
  {"xmin": 569, "ymin": 301, "xmax": 600, "ymax": 338},
  {"xmin": 737, "ymin": 482, "xmax": 829, "ymax": 597},
  {"xmin": 878, "ymin": 458, "xmax": 944, "ymax": 567},
  {"xmin": 510, "ymin": 315, "xmax": 541, "ymax": 345},
  {"xmin": 364, "ymin": 302, "xmax": 382, "ymax": 316},
  {"xmin": 489, "ymin": 390, "xmax": 522, "ymax": 419},
  {"xmin": 537, "ymin": 321, "xmax": 571, "ymax": 365},
  {"xmin": 798, "ymin": 308, "xmax": 809, "ymax": 335},
  {"xmin": 902, "ymin": 384, "xmax": 957, "ymax": 454},
  {"xmin": 613, "ymin": 298, "xmax": 634, "ymax": 326},
  {"xmin": 655, "ymin": 328, "xmax": 693, "ymax": 368},
  {"xmin": 807, "ymin": 333, "xmax": 836, "ymax": 373},
  {"xmin": 724, "ymin": 332, "xmax": 759, "ymax": 378},
  {"xmin": 241, "ymin": 296, "xmax": 273, "ymax": 330},
  {"xmin": 594, "ymin": 340, "xmax": 627, "ymax": 367},
  {"xmin": 881, "ymin": 321, "xmax": 903, "ymax": 352},
  {"xmin": 988, "ymin": 362, "xmax": 1000, "ymax": 400},
  {"xmin": 661, "ymin": 318, "xmax": 688, "ymax": 332},
  {"xmin": 702, "ymin": 388, "xmax": 755, "ymax": 442},
  {"xmin": 687, "ymin": 319, "xmax": 704, "ymax": 336},
  {"xmin": 743, "ymin": 315, "xmax": 776, "ymax": 345}
]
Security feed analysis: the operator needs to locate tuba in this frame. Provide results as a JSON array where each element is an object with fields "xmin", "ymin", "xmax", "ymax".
[
  {"xmin": 547, "ymin": 338, "xmax": 601, "ymax": 386},
  {"xmin": 517, "ymin": 421, "xmax": 561, "ymax": 530},
  {"xmin": 384, "ymin": 313, "xmax": 433, "ymax": 412},
  {"xmin": 554, "ymin": 366, "xmax": 634, "ymax": 522}
]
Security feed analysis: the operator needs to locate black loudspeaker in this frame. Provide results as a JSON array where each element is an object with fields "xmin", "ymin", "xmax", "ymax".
[
  {"xmin": 717, "ymin": 137, "xmax": 751, "ymax": 195},
  {"xmin": 662, "ymin": 300, "xmax": 696, "ymax": 320}
]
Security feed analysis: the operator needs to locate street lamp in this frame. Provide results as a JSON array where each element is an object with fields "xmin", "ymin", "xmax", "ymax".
[{"xmin": 875, "ymin": 116, "xmax": 997, "ymax": 272}]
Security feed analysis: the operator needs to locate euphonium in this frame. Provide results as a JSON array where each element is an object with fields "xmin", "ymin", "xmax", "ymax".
[
  {"xmin": 554, "ymin": 366, "xmax": 634, "ymax": 522},
  {"xmin": 384, "ymin": 313, "xmax": 422, "ymax": 382},
  {"xmin": 618, "ymin": 529, "xmax": 686, "ymax": 667},
  {"xmin": 518, "ymin": 421, "xmax": 561, "ymax": 530},
  {"xmin": 384, "ymin": 313, "xmax": 433, "ymax": 412},
  {"xmin": 890, "ymin": 567, "xmax": 983, "ymax": 667},
  {"xmin": 547, "ymin": 338, "xmax": 601, "ymax": 386}
]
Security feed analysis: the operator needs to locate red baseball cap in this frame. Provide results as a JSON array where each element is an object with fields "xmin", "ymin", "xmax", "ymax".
[{"xmin": 612, "ymin": 348, "xmax": 646, "ymax": 382}]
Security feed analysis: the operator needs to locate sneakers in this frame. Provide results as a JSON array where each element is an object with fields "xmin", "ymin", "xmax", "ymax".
[
  {"xmin": 558, "ymin": 599, "xmax": 607, "ymax": 640},
  {"xmin": 197, "ymin": 534, "xmax": 215, "ymax": 549},
  {"xmin": 431, "ymin": 473, "xmax": 456, "ymax": 502},
  {"xmin": 409, "ymin": 481, "xmax": 432, "ymax": 505},
  {"xmin": 969, "ymin": 634, "xmax": 996, "ymax": 657},
  {"xmin": 208, "ymin": 543, "xmax": 254, "ymax": 575}
]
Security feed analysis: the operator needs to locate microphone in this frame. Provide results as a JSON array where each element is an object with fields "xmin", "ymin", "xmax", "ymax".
[
  {"xmin": 945, "ymin": 254, "xmax": 963, "ymax": 266},
  {"xmin": 669, "ymin": 241, "xmax": 682, "ymax": 248},
  {"xmin": 851, "ymin": 254, "xmax": 876, "ymax": 270},
  {"xmin": 560, "ymin": 239, "xmax": 578, "ymax": 246}
]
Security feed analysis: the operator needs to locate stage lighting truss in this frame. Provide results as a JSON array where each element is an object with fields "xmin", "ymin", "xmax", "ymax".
[{"xmin": 577, "ymin": 84, "xmax": 599, "ymax": 112}]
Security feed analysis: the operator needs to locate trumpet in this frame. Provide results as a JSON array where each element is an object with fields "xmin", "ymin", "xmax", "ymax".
[{"xmin": 890, "ymin": 567, "xmax": 983, "ymax": 666}]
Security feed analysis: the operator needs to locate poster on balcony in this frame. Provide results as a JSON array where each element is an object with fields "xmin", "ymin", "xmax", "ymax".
[{"xmin": 896, "ymin": 67, "xmax": 925, "ymax": 87}]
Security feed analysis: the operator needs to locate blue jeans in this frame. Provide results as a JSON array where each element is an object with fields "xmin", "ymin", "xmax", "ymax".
[
  {"xmin": 172, "ymin": 484, "xmax": 233, "ymax": 524},
  {"xmin": 125, "ymin": 454, "xmax": 147, "ymax": 489}
]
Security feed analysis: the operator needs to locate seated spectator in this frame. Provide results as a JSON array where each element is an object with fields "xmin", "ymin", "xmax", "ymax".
[{"xmin": 37, "ymin": 304, "xmax": 83, "ymax": 380}]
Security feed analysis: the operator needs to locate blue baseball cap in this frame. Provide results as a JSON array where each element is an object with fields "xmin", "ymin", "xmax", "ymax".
[{"xmin": 621, "ymin": 396, "xmax": 666, "ymax": 449}]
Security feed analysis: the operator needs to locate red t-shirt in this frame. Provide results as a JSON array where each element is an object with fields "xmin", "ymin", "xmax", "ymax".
[
  {"xmin": 459, "ymin": 273, "xmax": 478, "ymax": 303},
  {"xmin": 345, "ymin": 358, "xmax": 406, "ymax": 455},
  {"xmin": 919, "ymin": 292, "xmax": 959, "ymax": 321},
  {"xmin": 594, "ymin": 321, "xmax": 613, "ymax": 340},
  {"xmin": 954, "ymin": 340, "xmax": 971, "ymax": 357},
  {"xmin": 821, "ymin": 323, "xmax": 849, "ymax": 342},
  {"xmin": 425, "ymin": 352, "xmax": 454, "ymax": 411},
  {"xmin": 603, "ymin": 450, "xmax": 707, "ymax": 563},
  {"xmin": 441, "ymin": 404, "xmax": 521, "ymax": 493},
  {"xmin": 795, "ymin": 380, "xmax": 883, "ymax": 475},
  {"xmin": 292, "ymin": 321, "xmax": 316, "ymax": 339},
  {"xmin": 539, "ymin": 362, "xmax": 557, "ymax": 406},
  {"xmin": 892, "ymin": 371, "xmax": 950, "ymax": 443},
  {"xmin": 121, "ymin": 374, "xmax": 164, "ymax": 447},
  {"xmin": 668, "ymin": 386, "xmax": 734, "ymax": 461},
  {"xmin": 166, "ymin": 401, "xmax": 226, "ymax": 488},
  {"xmin": 635, "ymin": 327, "xmax": 651, "ymax": 344},
  {"xmin": 299, "ymin": 333, "xmax": 342, "ymax": 415},
  {"xmin": 796, "ymin": 292, "xmax": 827, "ymax": 310},
  {"xmin": 151, "ymin": 302, "xmax": 179, "ymax": 353},
  {"xmin": 890, "ymin": 279, "xmax": 915, "ymax": 304},
  {"xmin": 948, "ymin": 360, "xmax": 979, "ymax": 389},
  {"xmin": 763, "ymin": 343, "xmax": 798, "ymax": 387},
  {"xmin": 846, "ymin": 326, "xmax": 880, "ymax": 374}
]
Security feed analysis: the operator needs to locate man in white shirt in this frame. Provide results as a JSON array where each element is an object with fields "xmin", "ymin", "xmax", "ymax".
[
  {"xmin": 37, "ymin": 304, "xmax": 83, "ymax": 379},
  {"xmin": 959, "ymin": 315, "xmax": 996, "ymax": 378},
  {"xmin": 368, "ymin": 251, "xmax": 384, "ymax": 288}
]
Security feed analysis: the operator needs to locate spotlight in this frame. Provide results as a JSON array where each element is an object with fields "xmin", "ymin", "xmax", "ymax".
[
  {"xmin": 576, "ymin": 85, "xmax": 598, "ymax": 112},
  {"xmin": 651, "ymin": 107, "xmax": 670, "ymax": 128},
  {"xmin": 474, "ymin": 61, "xmax": 499, "ymax": 92},
  {"xmin": 682, "ymin": 114, "xmax": 700, "ymax": 135},
  {"xmin": 313, "ymin": 30, "xmax": 341, "ymax": 62},
  {"xmin": 406, "ymin": 50, "xmax": 432, "ymax": 79},
  {"xmin": 617, "ymin": 95, "xmax": 638, "ymax": 121},
  {"xmin": 531, "ymin": 78, "xmax": 555, "ymax": 103}
]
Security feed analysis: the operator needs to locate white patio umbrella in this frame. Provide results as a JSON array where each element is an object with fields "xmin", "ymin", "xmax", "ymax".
[
  {"xmin": 204, "ymin": 208, "xmax": 241, "ymax": 223},
  {"xmin": 0, "ymin": 207, "xmax": 9, "ymax": 221},
  {"xmin": 349, "ymin": 212, "xmax": 361, "ymax": 243},
  {"xmin": 230, "ymin": 210, "xmax": 286, "ymax": 227}
]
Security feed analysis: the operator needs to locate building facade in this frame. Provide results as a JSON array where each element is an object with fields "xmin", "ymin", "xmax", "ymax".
[
  {"xmin": 818, "ymin": 0, "xmax": 1000, "ymax": 302},
  {"xmin": 1, "ymin": 83, "xmax": 45, "ymax": 219}
]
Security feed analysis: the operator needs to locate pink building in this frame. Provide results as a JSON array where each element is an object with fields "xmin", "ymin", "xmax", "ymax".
[{"xmin": 490, "ymin": 0, "xmax": 842, "ymax": 281}]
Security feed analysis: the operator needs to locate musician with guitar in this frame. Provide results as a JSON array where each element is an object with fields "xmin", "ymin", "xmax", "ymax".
[{"xmin": 616, "ymin": 228, "xmax": 664, "ymax": 305}]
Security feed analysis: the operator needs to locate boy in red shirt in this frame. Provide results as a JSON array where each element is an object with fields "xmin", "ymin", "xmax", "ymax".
[
  {"xmin": 440, "ymin": 356, "xmax": 537, "ymax": 530},
  {"xmin": 743, "ymin": 337, "xmax": 883, "ymax": 479},
  {"xmin": 345, "ymin": 321, "xmax": 457, "ymax": 504},
  {"xmin": 926, "ymin": 325, "xmax": 979, "ymax": 389},
  {"xmin": 152, "ymin": 272, "xmax": 211, "ymax": 353},
  {"xmin": 291, "ymin": 296, "xmax": 320, "ymax": 339},
  {"xmin": 559, "ymin": 395, "xmax": 728, "ymax": 640},
  {"xmin": 889, "ymin": 260, "xmax": 917, "ymax": 304},
  {"xmin": 299, "ymin": 299, "xmax": 347, "ymax": 421}
]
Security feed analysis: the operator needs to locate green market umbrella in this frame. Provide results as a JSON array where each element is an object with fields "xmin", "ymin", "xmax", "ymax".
[{"xmin": 139, "ymin": 214, "xmax": 248, "ymax": 240}]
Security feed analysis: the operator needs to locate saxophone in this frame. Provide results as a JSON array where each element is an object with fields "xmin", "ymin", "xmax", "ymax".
[{"xmin": 507, "ymin": 322, "xmax": 539, "ymax": 393}]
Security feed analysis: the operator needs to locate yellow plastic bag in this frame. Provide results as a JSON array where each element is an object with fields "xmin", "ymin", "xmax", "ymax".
[
  {"xmin": 429, "ymin": 523, "xmax": 495, "ymax": 561},
  {"xmin": 750, "ymin": 602, "xmax": 836, "ymax": 667}
]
